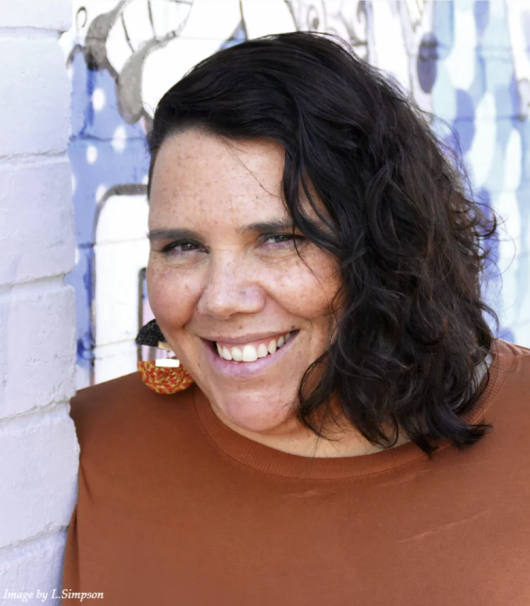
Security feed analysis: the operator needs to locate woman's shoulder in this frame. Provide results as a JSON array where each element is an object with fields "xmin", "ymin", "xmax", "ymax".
[
  {"xmin": 496, "ymin": 338, "xmax": 530, "ymax": 358},
  {"xmin": 492, "ymin": 338, "xmax": 530, "ymax": 381},
  {"xmin": 68, "ymin": 372, "xmax": 196, "ymax": 460}
]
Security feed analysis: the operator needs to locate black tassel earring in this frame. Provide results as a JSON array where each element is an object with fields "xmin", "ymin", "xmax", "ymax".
[
  {"xmin": 135, "ymin": 318, "xmax": 168, "ymax": 348},
  {"xmin": 135, "ymin": 319, "xmax": 176, "ymax": 365}
]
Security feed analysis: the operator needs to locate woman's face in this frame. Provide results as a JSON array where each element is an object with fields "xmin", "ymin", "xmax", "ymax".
[{"xmin": 147, "ymin": 129, "xmax": 342, "ymax": 436}]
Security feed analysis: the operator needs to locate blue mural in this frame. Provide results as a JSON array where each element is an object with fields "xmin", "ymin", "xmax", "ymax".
[
  {"xmin": 432, "ymin": 1, "xmax": 530, "ymax": 344},
  {"xmin": 66, "ymin": 45, "xmax": 149, "ymax": 385}
]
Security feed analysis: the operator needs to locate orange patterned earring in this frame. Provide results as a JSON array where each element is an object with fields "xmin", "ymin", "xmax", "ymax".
[{"xmin": 135, "ymin": 319, "xmax": 194, "ymax": 395}]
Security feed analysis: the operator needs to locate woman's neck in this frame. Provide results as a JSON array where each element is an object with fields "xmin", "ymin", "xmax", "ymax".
[
  {"xmin": 208, "ymin": 398, "xmax": 411, "ymax": 458},
  {"xmin": 208, "ymin": 352, "xmax": 494, "ymax": 459}
]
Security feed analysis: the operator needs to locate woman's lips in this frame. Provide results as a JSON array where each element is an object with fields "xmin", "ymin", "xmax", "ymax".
[{"xmin": 201, "ymin": 331, "xmax": 299, "ymax": 379}]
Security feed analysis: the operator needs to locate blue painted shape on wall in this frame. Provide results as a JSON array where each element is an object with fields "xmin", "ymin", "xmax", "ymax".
[{"xmin": 65, "ymin": 48, "xmax": 149, "ymax": 374}]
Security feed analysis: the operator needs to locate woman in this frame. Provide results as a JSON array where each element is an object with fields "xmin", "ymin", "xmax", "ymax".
[{"xmin": 62, "ymin": 33, "xmax": 530, "ymax": 605}]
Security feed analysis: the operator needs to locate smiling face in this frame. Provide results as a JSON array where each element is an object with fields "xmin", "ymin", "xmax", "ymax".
[{"xmin": 147, "ymin": 128, "xmax": 343, "ymax": 440}]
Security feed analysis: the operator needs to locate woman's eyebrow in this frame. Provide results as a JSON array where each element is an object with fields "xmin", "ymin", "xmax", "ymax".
[
  {"xmin": 237, "ymin": 219, "xmax": 296, "ymax": 235},
  {"xmin": 147, "ymin": 219, "xmax": 296, "ymax": 241},
  {"xmin": 147, "ymin": 228, "xmax": 200, "ymax": 242}
]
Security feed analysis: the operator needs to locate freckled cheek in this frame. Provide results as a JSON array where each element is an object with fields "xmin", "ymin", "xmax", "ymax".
[
  {"xmin": 280, "ymin": 261, "xmax": 340, "ymax": 321},
  {"xmin": 146, "ymin": 262, "xmax": 199, "ymax": 330},
  {"xmin": 289, "ymin": 288, "xmax": 334, "ymax": 328}
]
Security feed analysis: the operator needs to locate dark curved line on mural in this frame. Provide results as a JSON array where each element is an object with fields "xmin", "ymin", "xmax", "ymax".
[
  {"xmin": 238, "ymin": 0, "xmax": 249, "ymax": 38},
  {"xmin": 92, "ymin": 183, "xmax": 149, "ymax": 244},
  {"xmin": 121, "ymin": 10, "xmax": 135, "ymax": 53},
  {"xmin": 76, "ymin": 6, "xmax": 88, "ymax": 30},
  {"xmin": 284, "ymin": 0, "xmax": 299, "ymax": 30},
  {"xmin": 148, "ymin": 1, "xmax": 156, "ymax": 37}
]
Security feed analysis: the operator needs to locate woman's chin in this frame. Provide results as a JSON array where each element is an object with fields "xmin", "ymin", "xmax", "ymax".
[{"xmin": 212, "ymin": 397, "xmax": 295, "ymax": 435}]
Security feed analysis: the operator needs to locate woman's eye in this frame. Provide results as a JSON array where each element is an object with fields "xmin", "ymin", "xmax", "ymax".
[
  {"xmin": 162, "ymin": 241, "xmax": 202, "ymax": 255},
  {"xmin": 263, "ymin": 234, "xmax": 305, "ymax": 247}
]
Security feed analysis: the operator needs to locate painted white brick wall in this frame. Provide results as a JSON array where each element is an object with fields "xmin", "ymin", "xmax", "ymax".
[
  {"xmin": 0, "ymin": 1, "xmax": 79, "ymax": 604},
  {"xmin": 0, "ymin": 160, "xmax": 75, "ymax": 287},
  {"xmin": 0, "ymin": 38, "xmax": 70, "ymax": 158}
]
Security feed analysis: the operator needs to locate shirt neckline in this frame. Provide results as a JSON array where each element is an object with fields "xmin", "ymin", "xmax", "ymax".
[{"xmin": 193, "ymin": 339, "xmax": 516, "ymax": 481}]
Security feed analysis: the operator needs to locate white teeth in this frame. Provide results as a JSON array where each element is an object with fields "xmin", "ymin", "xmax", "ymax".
[
  {"xmin": 257, "ymin": 343, "xmax": 269, "ymax": 358},
  {"xmin": 267, "ymin": 339, "xmax": 277, "ymax": 355},
  {"xmin": 242, "ymin": 344, "xmax": 258, "ymax": 362},
  {"xmin": 215, "ymin": 331, "xmax": 294, "ymax": 363},
  {"xmin": 231, "ymin": 347, "xmax": 243, "ymax": 361}
]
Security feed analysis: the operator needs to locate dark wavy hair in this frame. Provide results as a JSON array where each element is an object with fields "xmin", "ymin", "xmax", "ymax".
[{"xmin": 147, "ymin": 31, "xmax": 500, "ymax": 458}]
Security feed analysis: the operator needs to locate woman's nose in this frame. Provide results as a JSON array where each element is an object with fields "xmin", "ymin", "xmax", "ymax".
[{"xmin": 197, "ymin": 254, "xmax": 266, "ymax": 320}]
